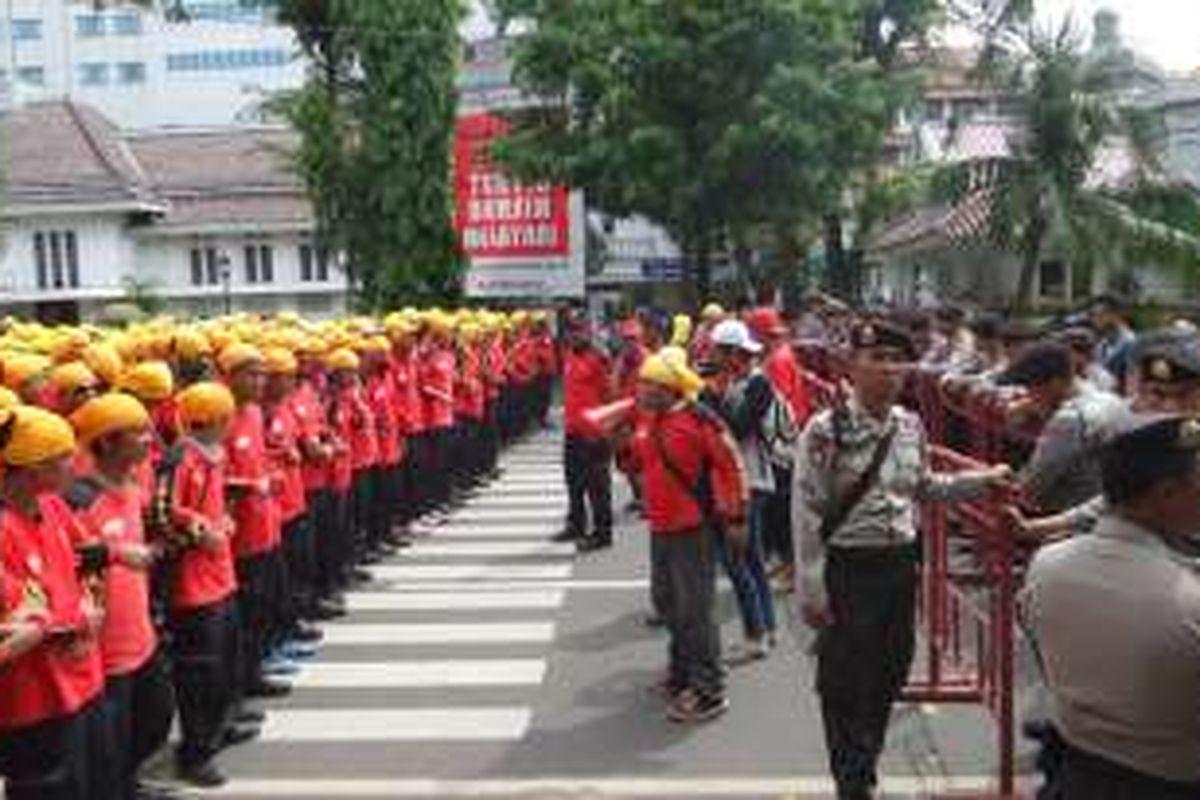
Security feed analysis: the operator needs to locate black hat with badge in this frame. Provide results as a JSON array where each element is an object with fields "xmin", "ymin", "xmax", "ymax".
[
  {"xmin": 1102, "ymin": 414, "xmax": 1200, "ymax": 505},
  {"xmin": 1133, "ymin": 330, "xmax": 1200, "ymax": 385},
  {"xmin": 848, "ymin": 320, "xmax": 919, "ymax": 361}
]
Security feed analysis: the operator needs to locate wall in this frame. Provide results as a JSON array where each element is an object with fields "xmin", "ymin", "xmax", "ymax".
[{"xmin": 0, "ymin": 212, "xmax": 134, "ymax": 299}]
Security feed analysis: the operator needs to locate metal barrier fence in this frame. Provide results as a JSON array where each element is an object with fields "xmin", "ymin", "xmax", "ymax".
[{"xmin": 797, "ymin": 341, "xmax": 1026, "ymax": 797}]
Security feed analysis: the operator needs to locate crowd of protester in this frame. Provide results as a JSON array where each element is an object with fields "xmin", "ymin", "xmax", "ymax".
[{"xmin": 0, "ymin": 308, "xmax": 557, "ymax": 798}]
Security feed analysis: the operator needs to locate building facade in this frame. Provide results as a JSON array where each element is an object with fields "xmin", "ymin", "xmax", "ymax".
[
  {"xmin": 0, "ymin": 0, "xmax": 304, "ymax": 129},
  {"xmin": 0, "ymin": 101, "xmax": 346, "ymax": 322}
]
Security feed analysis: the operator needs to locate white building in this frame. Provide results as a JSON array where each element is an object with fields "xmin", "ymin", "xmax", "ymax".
[
  {"xmin": 0, "ymin": 0, "xmax": 304, "ymax": 129},
  {"xmin": 0, "ymin": 100, "xmax": 346, "ymax": 322}
]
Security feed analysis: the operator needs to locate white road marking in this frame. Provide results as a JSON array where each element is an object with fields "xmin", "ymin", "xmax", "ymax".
[
  {"xmin": 426, "ymin": 523, "xmax": 561, "ymax": 539},
  {"xmin": 368, "ymin": 564, "xmax": 573, "ymax": 581},
  {"xmin": 402, "ymin": 541, "xmax": 575, "ymax": 558},
  {"xmin": 442, "ymin": 510, "xmax": 564, "ymax": 527},
  {"xmin": 321, "ymin": 622, "xmax": 556, "ymax": 645},
  {"xmin": 199, "ymin": 775, "xmax": 1007, "ymax": 797},
  {"xmin": 377, "ymin": 579, "xmax": 648, "ymax": 593},
  {"xmin": 289, "ymin": 659, "xmax": 546, "ymax": 688},
  {"xmin": 464, "ymin": 497, "xmax": 567, "ymax": 510},
  {"xmin": 255, "ymin": 708, "xmax": 532, "ymax": 743},
  {"xmin": 344, "ymin": 590, "xmax": 565, "ymax": 611}
]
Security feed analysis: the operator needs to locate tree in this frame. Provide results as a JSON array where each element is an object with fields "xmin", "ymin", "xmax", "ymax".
[
  {"xmin": 494, "ymin": 0, "xmax": 929, "ymax": 298},
  {"xmin": 931, "ymin": 19, "xmax": 1200, "ymax": 310}
]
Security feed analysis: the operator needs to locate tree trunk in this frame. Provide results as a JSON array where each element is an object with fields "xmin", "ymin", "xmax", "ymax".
[
  {"xmin": 823, "ymin": 212, "xmax": 848, "ymax": 301},
  {"xmin": 1012, "ymin": 213, "xmax": 1047, "ymax": 313}
]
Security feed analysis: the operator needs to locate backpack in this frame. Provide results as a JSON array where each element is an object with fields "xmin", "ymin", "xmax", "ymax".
[{"xmin": 760, "ymin": 389, "xmax": 800, "ymax": 470}]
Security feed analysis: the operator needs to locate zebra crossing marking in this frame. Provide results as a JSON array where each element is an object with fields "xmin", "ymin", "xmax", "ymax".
[
  {"xmin": 288, "ymin": 659, "xmax": 546, "ymax": 688},
  {"xmin": 343, "ymin": 590, "xmax": 565, "ymax": 611},
  {"xmin": 320, "ymin": 622, "xmax": 556, "ymax": 646}
]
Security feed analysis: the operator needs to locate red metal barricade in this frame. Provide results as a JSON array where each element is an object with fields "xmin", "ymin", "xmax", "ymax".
[{"xmin": 797, "ymin": 345, "xmax": 1026, "ymax": 797}]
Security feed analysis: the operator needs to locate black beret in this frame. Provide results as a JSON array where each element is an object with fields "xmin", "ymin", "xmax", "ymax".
[
  {"xmin": 848, "ymin": 321, "xmax": 918, "ymax": 360},
  {"xmin": 1102, "ymin": 415, "xmax": 1200, "ymax": 504},
  {"xmin": 998, "ymin": 343, "xmax": 1074, "ymax": 387}
]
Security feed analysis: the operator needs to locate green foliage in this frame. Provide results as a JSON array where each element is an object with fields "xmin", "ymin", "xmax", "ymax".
[
  {"xmin": 119, "ymin": 275, "xmax": 165, "ymax": 316},
  {"xmin": 494, "ymin": 0, "xmax": 926, "ymax": 294}
]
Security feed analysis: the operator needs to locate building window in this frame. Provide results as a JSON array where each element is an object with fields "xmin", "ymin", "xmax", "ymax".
[
  {"xmin": 117, "ymin": 62, "xmax": 146, "ymax": 84},
  {"xmin": 110, "ymin": 12, "xmax": 142, "ymax": 36},
  {"xmin": 16, "ymin": 66, "xmax": 44, "ymax": 87},
  {"xmin": 11, "ymin": 19, "xmax": 42, "ymax": 41},
  {"xmin": 78, "ymin": 63, "xmax": 109, "ymax": 87},
  {"xmin": 1039, "ymin": 260, "xmax": 1068, "ymax": 301},
  {"xmin": 167, "ymin": 48, "xmax": 290, "ymax": 72},
  {"xmin": 190, "ymin": 247, "xmax": 222, "ymax": 286},
  {"xmin": 299, "ymin": 244, "xmax": 331, "ymax": 283},
  {"xmin": 76, "ymin": 14, "xmax": 105, "ymax": 37},
  {"xmin": 34, "ymin": 231, "xmax": 79, "ymax": 290},
  {"xmin": 243, "ymin": 244, "xmax": 274, "ymax": 284}
]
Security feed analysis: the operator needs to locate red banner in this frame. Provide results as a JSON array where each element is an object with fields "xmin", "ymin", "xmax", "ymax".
[{"xmin": 454, "ymin": 113, "xmax": 570, "ymax": 259}]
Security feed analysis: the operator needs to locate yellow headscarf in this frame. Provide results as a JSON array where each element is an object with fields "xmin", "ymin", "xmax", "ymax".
[
  {"xmin": 324, "ymin": 348, "xmax": 360, "ymax": 372},
  {"xmin": 118, "ymin": 361, "xmax": 174, "ymax": 403},
  {"xmin": 263, "ymin": 347, "xmax": 298, "ymax": 376},
  {"xmin": 70, "ymin": 393, "xmax": 150, "ymax": 446},
  {"xmin": 81, "ymin": 343, "xmax": 124, "ymax": 388},
  {"xmin": 48, "ymin": 362, "xmax": 99, "ymax": 395},
  {"xmin": 176, "ymin": 382, "xmax": 236, "ymax": 429},
  {"xmin": 639, "ymin": 349, "xmax": 704, "ymax": 399},
  {"xmin": 0, "ymin": 406, "xmax": 76, "ymax": 467},
  {"xmin": 217, "ymin": 343, "xmax": 264, "ymax": 375}
]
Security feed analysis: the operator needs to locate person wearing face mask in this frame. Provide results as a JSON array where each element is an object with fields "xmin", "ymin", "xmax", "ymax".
[
  {"xmin": 1021, "ymin": 415, "xmax": 1200, "ymax": 799},
  {"xmin": 794, "ymin": 320, "xmax": 1012, "ymax": 800}
]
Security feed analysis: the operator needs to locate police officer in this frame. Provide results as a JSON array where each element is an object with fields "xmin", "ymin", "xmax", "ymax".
[
  {"xmin": 1021, "ymin": 415, "xmax": 1200, "ymax": 799},
  {"xmin": 794, "ymin": 321, "xmax": 1011, "ymax": 800},
  {"xmin": 1000, "ymin": 342, "xmax": 1127, "ymax": 514}
]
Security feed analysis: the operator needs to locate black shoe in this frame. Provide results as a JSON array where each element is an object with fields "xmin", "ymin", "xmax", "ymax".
[
  {"xmin": 310, "ymin": 601, "xmax": 346, "ymax": 621},
  {"xmin": 176, "ymin": 761, "xmax": 227, "ymax": 788},
  {"xmin": 349, "ymin": 567, "xmax": 373, "ymax": 584},
  {"xmin": 237, "ymin": 708, "xmax": 265, "ymax": 724},
  {"xmin": 360, "ymin": 551, "xmax": 383, "ymax": 565},
  {"xmin": 644, "ymin": 613, "xmax": 665, "ymax": 628},
  {"xmin": 247, "ymin": 679, "xmax": 292, "ymax": 699},
  {"xmin": 551, "ymin": 529, "xmax": 580, "ymax": 543},
  {"xmin": 135, "ymin": 781, "xmax": 183, "ymax": 800},
  {"xmin": 576, "ymin": 536, "xmax": 612, "ymax": 553},
  {"xmin": 222, "ymin": 721, "xmax": 261, "ymax": 748}
]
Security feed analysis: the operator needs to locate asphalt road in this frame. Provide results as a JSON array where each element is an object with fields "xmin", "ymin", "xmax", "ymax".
[{"xmin": 185, "ymin": 426, "xmax": 1028, "ymax": 800}]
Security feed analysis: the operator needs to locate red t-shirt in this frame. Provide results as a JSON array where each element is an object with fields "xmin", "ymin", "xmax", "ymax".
[
  {"xmin": 485, "ymin": 338, "xmax": 506, "ymax": 400},
  {"xmin": 77, "ymin": 482, "xmax": 156, "ymax": 677},
  {"xmin": 534, "ymin": 333, "xmax": 558, "ymax": 376},
  {"xmin": 291, "ymin": 379, "xmax": 329, "ymax": 493},
  {"xmin": 170, "ymin": 439, "xmax": 238, "ymax": 610},
  {"xmin": 630, "ymin": 405, "xmax": 747, "ymax": 535},
  {"xmin": 510, "ymin": 335, "xmax": 537, "ymax": 384},
  {"xmin": 455, "ymin": 346, "xmax": 486, "ymax": 422},
  {"xmin": 224, "ymin": 404, "xmax": 281, "ymax": 558},
  {"xmin": 563, "ymin": 347, "xmax": 612, "ymax": 437},
  {"xmin": 403, "ymin": 351, "xmax": 427, "ymax": 434},
  {"xmin": 327, "ymin": 389, "xmax": 356, "ymax": 492},
  {"xmin": 153, "ymin": 398, "xmax": 183, "ymax": 448},
  {"xmin": 763, "ymin": 342, "xmax": 812, "ymax": 427},
  {"xmin": 422, "ymin": 348, "xmax": 456, "ymax": 430},
  {"xmin": 266, "ymin": 400, "xmax": 306, "ymax": 523},
  {"xmin": 617, "ymin": 343, "xmax": 649, "ymax": 398},
  {"xmin": 0, "ymin": 495, "xmax": 105, "ymax": 731},
  {"xmin": 368, "ymin": 373, "xmax": 401, "ymax": 465}
]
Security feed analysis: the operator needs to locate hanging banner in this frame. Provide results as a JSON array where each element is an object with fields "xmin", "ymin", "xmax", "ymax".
[{"xmin": 455, "ymin": 112, "xmax": 585, "ymax": 299}]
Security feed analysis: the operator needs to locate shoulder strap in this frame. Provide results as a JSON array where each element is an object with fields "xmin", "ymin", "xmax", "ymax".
[
  {"xmin": 651, "ymin": 408, "xmax": 718, "ymax": 523},
  {"xmin": 819, "ymin": 418, "xmax": 898, "ymax": 544}
]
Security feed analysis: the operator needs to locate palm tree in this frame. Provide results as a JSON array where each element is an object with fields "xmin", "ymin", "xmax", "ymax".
[{"xmin": 931, "ymin": 18, "xmax": 1200, "ymax": 311}]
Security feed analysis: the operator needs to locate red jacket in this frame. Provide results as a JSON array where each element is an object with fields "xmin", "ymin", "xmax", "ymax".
[
  {"xmin": 631, "ymin": 404, "xmax": 747, "ymax": 535},
  {"xmin": 0, "ymin": 495, "xmax": 105, "ymax": 731},
  {"xmin": 368, "ymin": 371, "xmax": 402, "ymax": 465},
  {"xmin": 762, "ymin": 342, "xmax": 812, "ymax": 426},
  {"xmin": 485, "ymin": 337, "xmax": 506, "ymax": 400},
  {"xmin": 422, "ymin": 347, "xmax": 456, "ymax": 430},
  {"xmin": 533, "ymin": 332, "xmax": 558, "ymax": 376},
  {"xmin": 455, "ymin": 345, "xmax": 486, "ymax": 422},
  {"xmin": 291, "ymin": 378, "xmax": 329, "ymax": 493},
  {"xmin": 563, "ymin": 347, "xmax": 611, "ymax": 437},
  {"xmin": 266, "ymin": 399, "xmax": 306, "ymax": 523},
  {"xmin": 224, "ymin": 403, "xmax": 281, "ymax": 558},
  {"xmin": 169, "ymin": 439, "xmax": 238, "ymax": 610}
]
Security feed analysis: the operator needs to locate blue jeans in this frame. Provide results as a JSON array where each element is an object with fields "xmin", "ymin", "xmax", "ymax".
[{"xmin": 714, "ymin": 490, "xmax": 777, "ymax": 638}]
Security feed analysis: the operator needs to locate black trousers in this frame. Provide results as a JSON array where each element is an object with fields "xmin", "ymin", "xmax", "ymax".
[
  {"xmin": 650, "ymin": 531, "xmax": 723, "ymax": 699},
  {"xmin": 308, "ymin": 488, "xmax": 340, "ymax": 599},
  {"xmin": 169, "ymin": 597, "xmax": 238, "ymax": 769},
  {"xmin": 763, "ymin": 466, "xmax": 794, "ymax": 564},
  {"xmin": 563, "ymin": 434, "xmax": 613, "ymax": 539},
  {"xmin": 367, "ymin": 464, "xmax": 398, "ymax": 549},
  {"xmin": 235, "ymin": 550, "xmax": 284, "ymax": 689},
  {"xmin": 0, "ymin": 697, "xmax": 112, "ymax": 800},
  {"xmin": 104, "ymin": 650, "xmax": 175, "ymax": 799},
  {"xmin": 282, "ymin": 513, "xmax": 316, "ymax": 624},
  {"xmin": 817, "ymin": 545, "xmax": 919, "ymax": 797}
]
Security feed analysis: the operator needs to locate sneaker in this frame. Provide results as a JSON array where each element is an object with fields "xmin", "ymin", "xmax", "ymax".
[
  {"xmin": 221, "ymin": 721, "xmax": 261, "ymax": 748},
  {"xmin": 576, "ymin": 536, "xmax": 612, "ymax": 553},
  {"xmin": 261, "ymin": 654, "xmax": 300, "ymax": 676},
  {"xmin": 135, "ymin": 781, "xmax": 183, "ymax": 800},
  {"xmin": 237, "ymin": 708, "xmax": 265, "ymax": 724},
  {"xmin": 665, "ymin": 690, "xmax": 730, "ymax": 723},
  {"xmin": 551, "ymin": 529, "xmax": 580, "ymax": 543},
  {"xmin": 291, "ymin": 622, "xmax": 324, "ymax": 643},
  {"xmin": 311, "ymin": 600, "xmax": 346, "ymax": 621},
  {"xmin": 643, "ymin": 613, "xmax": 666, "ymax": 628},
  {"xmin": 247, "ymin": 678, "xmax": 292, "ymax": 699},
  {"xmin": 280, "ymin": 640, "xmax": 318, "ymax": 660},
  {"xmin": 723, "ymin": 638, "xmax": 770, "ymax": 667},
  {"xmin": 176, "ymin": 761, "xmax": 226, "ymax": 789}
]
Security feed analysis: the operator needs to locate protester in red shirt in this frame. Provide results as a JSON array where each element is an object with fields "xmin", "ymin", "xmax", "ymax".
[
  {"xmin": 531, "ymin": 311, "xmax": 559, "ymax": 428},
  {"xmin": 628, "ymin": 353, "xmax": 748, "ymax": 724},
  {"xmin": 0, "ymin": 406, "xmax": 109, "ymax": 800},
  {"xmin": 325, "ymin": 348, "xmax": 365, "ymax": 587},
  {"xmin": 363, "ymin": 338, "xmax": 403, "ymax": 557},
  {"xmin": 68, "ymin": 393, "xmax": 175, "ymax": 800},
  {"xmin": 117, "ymin": 360, "xmax": 176, "ymax": 504},
  {"xmin": 387, "ymin": 325, "xmax": 421, "ymax": 531},
  {"xmin": 556, "ymin": 314, "xmax": 616, "ymax": 552},
  {"xmin": 420, "ymin": 318, "xmax": 457, "ymax": 515},
  {"xmin": 615, "ymin": 317, "xmax": 651, "ymax": 513},
  {"xmin": 218, "ymin": 343, "xmax": 291, "ymax": 700},
  {"xmin": 161, "ymin": 381, "xmax": 251, "ymax": 787}
]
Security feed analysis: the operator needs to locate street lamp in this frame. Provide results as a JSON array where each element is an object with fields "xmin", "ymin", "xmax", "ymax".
[{"xmin": 219, "ymin": 251, "xmax": 232, "ymax": 316}]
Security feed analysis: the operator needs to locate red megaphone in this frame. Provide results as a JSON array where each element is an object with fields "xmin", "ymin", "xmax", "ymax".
[{"xmin": 581, "ymin": 398, "xmax": 636, "ymax": 438}]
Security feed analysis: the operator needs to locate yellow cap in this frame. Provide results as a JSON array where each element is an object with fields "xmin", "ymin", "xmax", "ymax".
[
  {"xmin": 670, "ymin": 315, "xmax": 693, "ymax": 348},
  {"xmin": 0, "ymin": 406, "xmax": 76, "ymax": 467},
  {"xmin": 70, "ymin": 393, "xmax": 150, "ymax": 446},
  {"xmin": 324, "ymin": 348, "xmax": 360, "ymax": 372},
  {"xmin": 639, "ymin": 349, "xmax": 704, "ymax": 399},
  {"xmin": 118, "ymin": 361, "xmax": 174, "ymax": 402},
  {"xmin": 174, "ymin": 328, "xmax": 213, "ymax": 361},
  {"xmin": 217, "ymin": 343, "xmax": 264, "ymax": 375},
  {"xmin": 0, "ymin": 387, "xmax": 19, "ymax": 409},
  {"xmin": 81, "ymin": 343, "xmax": 124, "ymax": 387},
  {"xmin": 263, "ymin": 347, "xmax": 298, "ymax": 376},
  {"xmin": 701, "ymin": 303, "xmax": 725, "ymax": 323},
  {"xmin": 3, "ymin": 354, "xmax": 51, "ymax": 392},
  {"xmin": 48, "ymin": 362, "xmax": 99, "ymax": 395},
  {"xmin": 176, "ymin": 382, "xmax": 236, "ymax": 428}
]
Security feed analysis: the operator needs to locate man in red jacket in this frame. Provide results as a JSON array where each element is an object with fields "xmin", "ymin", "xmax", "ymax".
[
  {"xmin": 631, "ymin": 352, "xmax": 748, "ymax": 724},
  {"xmin": 556, "ymin": 314, "xmax": 615, "ymax": 552}
]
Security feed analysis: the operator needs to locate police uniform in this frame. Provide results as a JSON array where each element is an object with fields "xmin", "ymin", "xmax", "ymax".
[
  {"xmin": 793, "ymin": 322, "xmax": 1001, "ymax": 799},
  {"xmin": 1004, "ymin": 344, "xmax": 1127, "ymax": 513},
  {"xmin": 1022, "ymin": 416, "xmax": 1200, "ymax": 799}
]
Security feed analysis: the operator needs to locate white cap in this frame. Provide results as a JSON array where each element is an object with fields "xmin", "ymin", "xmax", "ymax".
[{"xmin": 710, "ymin": 319, "xmax": 763, "ymax": 354}]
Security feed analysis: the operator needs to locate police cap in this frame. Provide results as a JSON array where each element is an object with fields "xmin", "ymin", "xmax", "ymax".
[
  {"xmin": 998, "ymin": 342, "xmax": 1073, "ymax": 387},
  {"xmin": 1102, "ymin": 414, "xmax": 1200, "ymax": 505},
  {"xmin": 1133, "ymin": 330, "xmax": 1200, "ymax": 386},
  {"xmin": 848, "ymin": 321, "xmax": 918, "ymax": 361}
]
